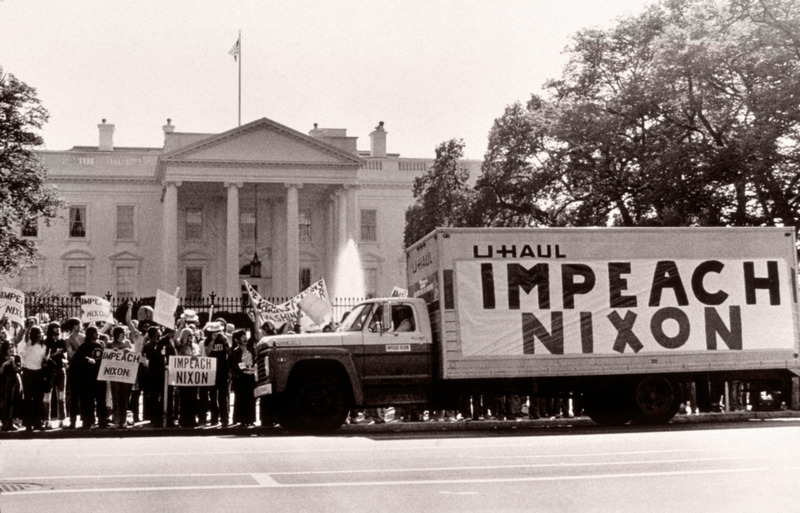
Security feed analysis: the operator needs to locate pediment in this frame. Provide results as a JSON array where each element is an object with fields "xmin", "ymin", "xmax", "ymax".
[
  {"xmin": 160, "ymin": 118, "xmax": 363, "ymax": 167},
  {"xmin": 61, "ymin": 249, "xmax": 94, "ymax": 261},
  {"xmin": 109, "ymin": 251, "xmax": 143, "ymax": 261}
]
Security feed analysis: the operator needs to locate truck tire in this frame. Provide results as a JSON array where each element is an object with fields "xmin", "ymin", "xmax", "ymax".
[
  {"xmin": 630, "ymin": 375, "xmax": 680, "ymax": 425},
  {"xmin": 282, "ymin": 378, "xmax": 351, "ymax": 433}
]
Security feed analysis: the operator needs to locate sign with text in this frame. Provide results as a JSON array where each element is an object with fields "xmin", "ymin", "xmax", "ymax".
[
  {"xmin": 391, "ymin": 287, "xmax": 408, "ymax": 298},
  {"xmin": 168, "ymin": 356, "xmax": 217, "ymax": 387},
  {"xmin": 154, "ymin": 289, "xmax": 180, "ymax": 329},
  {"xmin": 456, "ymin": 258, "xmax": 795, "ymax": 356},
  {"xmin": 97, "ymin": 349, "xmax": 140, "ymax": 384},
  {"xmin": 80, "ymin": 295, "xmax": 113, "ymax": 324},
  {"xmin": 0, "ymin": 287, "xmax": 25, "ymax": 326}
]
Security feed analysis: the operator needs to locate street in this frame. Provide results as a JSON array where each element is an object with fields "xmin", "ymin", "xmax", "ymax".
[{"xmin": 1, "ymin": 420, "xmax": 799, "ymax": 512}]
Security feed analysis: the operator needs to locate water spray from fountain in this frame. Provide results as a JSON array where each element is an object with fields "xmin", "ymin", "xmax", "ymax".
[{"xmin": 334, "ymin": 238, "xmax": 365, "ymax": 299}]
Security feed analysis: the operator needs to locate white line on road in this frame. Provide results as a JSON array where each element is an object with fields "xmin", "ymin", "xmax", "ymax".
[{"xmin": 5, "ymin": 466, "xmax": 797, "ymax": 496}]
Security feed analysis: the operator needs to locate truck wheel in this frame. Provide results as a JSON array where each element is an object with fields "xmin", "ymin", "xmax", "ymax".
[
  {"xmin": 285, "ymin": 378, "xmax": 351, "ymax": 433},
  {"xmin": 631, "ymin": 375, "xmax": 680, "ymax": 424}
]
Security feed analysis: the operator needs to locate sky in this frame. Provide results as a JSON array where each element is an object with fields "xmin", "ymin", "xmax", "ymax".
[{"xmin": 1, "ymin": 0, "xmax": 653, "ymax": 160}]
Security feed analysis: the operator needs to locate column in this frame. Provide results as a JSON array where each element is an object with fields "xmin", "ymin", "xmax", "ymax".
[
  {"xmin": 225, "ymin": 182, "xmax": 243, "ymax": 297},
  {"xmin": 326, "ymin": 195, "xmax": 335, "ymax": 285},
  {"xmin": 346, "ymin": 185, "xmax": 358, "ymax": 244},
  {"xmin": 162, "ymin": 181, "xmax": 181, "ymax": 293},
  {"xmin": 285, "ymin": 183, "xmax": 301, "ymax": 296},
  {"xmin": 337, "ymin": 188, "xmax": 347, "ymax": 249}
]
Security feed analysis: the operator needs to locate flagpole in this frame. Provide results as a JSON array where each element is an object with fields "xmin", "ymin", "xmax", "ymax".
[{"xmin": 238, "ymin": 30, "xmax": 242, "ymax": 127}]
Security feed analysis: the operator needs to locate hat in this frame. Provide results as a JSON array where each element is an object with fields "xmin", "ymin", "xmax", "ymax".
[
  {"xmin": 203, "ymin": 321, "xmax": 224, "ymax": 333},
  {"xmin": 181, "ymin": 309, "xmax": 199, "ymax": 323}
]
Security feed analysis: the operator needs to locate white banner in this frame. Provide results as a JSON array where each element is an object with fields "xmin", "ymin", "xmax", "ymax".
[
  {"xmin": 246, "ymin": 279, "xmax": 332, "ymax": 329},
  {"xmin": 80, "ymin": 295, "xmax": 113, "ymax": 324},
  {"xmin": 153, "ymin": 289, "xmax": 180, "ymax": 329},
  {"xmin": 391, "ymin": 287, "xmax": 408, "ymax": 298},
  {"xmin": 168, "ymin": 356, "xmax": 217, "ymax": 387},
  {"xmin": 0, "ymin": 287, "xmax": 25, "ymax": 326},
  {"xmin": 456, "ymin": 258, "xmax": 795, "ymax": 356},
  {"xmin": 97, "ymin": 349, "xmax": 140, "ymax": 384}
]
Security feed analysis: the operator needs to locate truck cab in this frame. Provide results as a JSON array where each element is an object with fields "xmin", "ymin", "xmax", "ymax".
[{"xmin": 254, "ymin": 297, "xmax": 432, "ymax": 432}]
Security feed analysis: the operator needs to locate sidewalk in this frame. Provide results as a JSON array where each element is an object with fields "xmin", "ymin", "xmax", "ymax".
[{"xmin": 2, "ymin": 410, "xmax": 799, "ymax": 439}]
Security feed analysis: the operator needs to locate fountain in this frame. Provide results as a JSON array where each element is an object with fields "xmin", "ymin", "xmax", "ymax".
[{"xmin": 333, "ymin": 238, "xmax": 365, "ymax": 300}]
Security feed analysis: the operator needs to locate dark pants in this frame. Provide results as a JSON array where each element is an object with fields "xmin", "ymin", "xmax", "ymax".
[
  {"xmin": 79, "ymin": 379, "xmax": 108, "ymax": 428},
  {"xmin": 2, "ymin": 375, "xmax": 21, "ymax": 429},
  {"xmin": 208, "ymin": 379, "xmax": 230, "ymax": 424},
  {"xmin": 110, "ymin": 381, "xmax": 131, "ymax": 427},
  {"xmin": 68, "ymin": 368, "xmax": 81, "ymax": 425},
  {"xmin": 179, "ymin": 387, "xmax": 197, "ymax": 427},
  {"xmin": 22, "ymin": 368, "xmax": 45, "ymax": 429},
  {"xmin": 145, "ymin": 372, "xmax": 173, "ymax": 426},
  {"xmin": 232, "ymin": 375, "xmax": 255, "ymax": 424}
]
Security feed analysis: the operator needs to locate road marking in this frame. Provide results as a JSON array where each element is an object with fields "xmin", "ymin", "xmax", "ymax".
[
  {"xmin": 250, "ymin": 474, "xmax": 280, "ymax": 487},
  {"xmin": 5, "ymin": 466, "xmax": 798, "ymax": 496},
  {"xmin": 3, "ymin": 454, "xmax": 787, "ymax": 482}
]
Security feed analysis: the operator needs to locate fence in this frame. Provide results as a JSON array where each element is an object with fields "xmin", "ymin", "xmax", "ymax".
[{"xmin": 22, "ymin": 294, "xmax": 366, "ymax": 329}]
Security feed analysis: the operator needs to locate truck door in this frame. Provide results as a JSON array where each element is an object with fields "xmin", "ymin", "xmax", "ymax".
[{"xmin": 361, "ymin": 302, "xmax": 431, "ymax": 387}]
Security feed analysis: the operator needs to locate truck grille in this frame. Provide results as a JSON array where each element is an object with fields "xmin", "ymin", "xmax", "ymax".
[{"xmin": 255, "ymin": 357, "xmax": 268, "ymax": 384}]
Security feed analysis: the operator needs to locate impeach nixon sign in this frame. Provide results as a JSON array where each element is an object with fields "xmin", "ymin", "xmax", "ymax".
[
  {"xmin": 97, "ymin": 349, "xmax": 141, "ymax": 384},
  {"xmin": 456, "ymin": 258, "xmax": 796, "ymax": 356},
  {"xmin": 168, "ymin": 356, "xmax": 217, "ymax": 387}
]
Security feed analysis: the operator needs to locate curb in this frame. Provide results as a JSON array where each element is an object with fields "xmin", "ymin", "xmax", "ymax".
[{"xmin": 1, "ymin": 410, "xmax": 798, "ymax": 439}]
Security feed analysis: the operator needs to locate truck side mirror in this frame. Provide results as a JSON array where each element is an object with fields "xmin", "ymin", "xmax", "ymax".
[{"xmin": 382, "ymin": 304, "xmax": 392, "ymax": 334}]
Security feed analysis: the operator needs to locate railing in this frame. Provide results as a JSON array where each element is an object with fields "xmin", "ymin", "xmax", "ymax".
[{"xmin": 23, "ymin": 295, "xmax": 366, "ymax": 329}]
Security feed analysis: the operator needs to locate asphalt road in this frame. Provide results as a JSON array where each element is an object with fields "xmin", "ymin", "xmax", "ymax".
[{"xmin": 1, "ymin": 420, "xmax": 799, "ymax": 513}]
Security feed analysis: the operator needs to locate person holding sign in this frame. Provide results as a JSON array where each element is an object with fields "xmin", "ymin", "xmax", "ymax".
[
  {"xmin": 0, "ymin": 323, "xmax": 22, "ymax": 431},
  {"xmin": 203, "ymin": 321, "xmax": 231, "ymax": 427},
  {"xmin": 230, "ymin": 329, "xmax": 255, "ymax": 426},
  {"xmin": 125, "ymin": 302, "xmax": 152, "ymax": 424},
  {"xmin": 176, "ymin": 326, "xmax": 199, "ymax": 428},
  {"xmin": 42, "ymin": 322, "xmax": 67, "ymax": 429},
  {"xmin": 144, "ymin": 326, "xmax": 176, "ymax": 427},
  {"xmin": 107, "ymin": 326, "xmax": 133, "ymax": 429},
  {"xmin": 18, "ymin": 322, "xmax": 47, "ymax": 431},
  {"xmin": 72, "ymin": 326, "xmax": 108, "ymax": 429}
]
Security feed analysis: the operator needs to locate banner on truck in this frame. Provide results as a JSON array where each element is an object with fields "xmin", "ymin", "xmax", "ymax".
[
  {"xmin": 456, "ymin": 258, "xmax": 796, "ymax": 356},
  {"xmin": 97, "ymin": 349, "xmax": 140, "ymax": 384},
  {"xmin": 80, "ymin": 296, "xmax": 113, "ymax": 324},
  {"xmin": 168, "ymin": 356, "xmax": 217, "ymax": 386},
  {"xmin": 0, "ymin": 287, "xmax": 25, "ymax": 326}
]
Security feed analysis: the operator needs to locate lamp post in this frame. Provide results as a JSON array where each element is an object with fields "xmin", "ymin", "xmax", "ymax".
[{"xmin": 250, "ymin": 183, "xmax": 262, "ymax": 279}]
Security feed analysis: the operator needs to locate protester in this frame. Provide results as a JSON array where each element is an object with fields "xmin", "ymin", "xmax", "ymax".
[
  {"xmin": 18, "ymin": 321, "xmax": 47, "ymax": 431},
  {"xmin": 175, "ymin": 326, "xmax": 198, "ymax": 428},
  {"xmin": 0, "ymin": 323, "xmax": 22, "ymax": 431},
  {"xmin": 107, "ymin": 326, "xmax": 133, "ymax": 428},
  {"xmin": 43, "ymin": 321, "xmax": 67, "ymax": 429},
  {"xmin": 72, "ymin": 326, "xmax": 108, "ymax": 429},
  {"xmin": 63, "ymin": 317, "xmax": 84, "ymax": 429},
  {"xmin": 125, "ymin": 302, "xmax": 152, "ymax": 424},
  {"xmin": 203, "ymin": 321, "xmax": 231, "ymax": 426},
  {"xmin": 230, "ymin": 329, "xmax": 256, "ymax": 426}
]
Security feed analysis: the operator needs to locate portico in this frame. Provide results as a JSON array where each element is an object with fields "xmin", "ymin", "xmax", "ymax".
[{"xmin": 157, "ymin": 118, "xmax": 363, "ymax": 298}]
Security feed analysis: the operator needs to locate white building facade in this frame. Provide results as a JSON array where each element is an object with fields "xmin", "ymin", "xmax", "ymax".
[{"xmin": 7, "ymin": 118, "xmax": 480, "ymax": 300}]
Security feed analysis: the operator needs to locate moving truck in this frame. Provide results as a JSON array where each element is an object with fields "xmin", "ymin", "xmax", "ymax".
[{"xmin": 254, "ymin": 227, "xmax": 800, "ymax": 432}]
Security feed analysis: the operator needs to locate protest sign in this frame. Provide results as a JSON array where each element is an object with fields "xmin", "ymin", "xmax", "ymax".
[
  {"xmin": 154, "ymin": 289, "xmax": 180, "ymax": 329},
  {"xmin": 80, "ymin": 295, "xmax": 113, "ymax": 324},
  {"xmin": 246, "ymin": 279, "xmax": 332, "ymax": 330},
  {"xmin": 0, "ymin": 287, "xmax": 25, "ymax": 326},
  {"xmin": 168, "ymin": 356, "xmax": 217, "ymax": 386},
  {"xmin": 97, "ymin": 349, "xmax": 140, "ymax": 384}
]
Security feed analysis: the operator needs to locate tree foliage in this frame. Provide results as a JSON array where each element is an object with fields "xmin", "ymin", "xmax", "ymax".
[
  {"xmin": 404, "ymin": 139, "xmax": 477, "ymax": 247},
  {"xmin": 473, "ymin": 0, "xmax": 800, "ymax": 228},
  {"xmin": 0, "ymin": 71, "xmax": 64, "ymax": 275}
]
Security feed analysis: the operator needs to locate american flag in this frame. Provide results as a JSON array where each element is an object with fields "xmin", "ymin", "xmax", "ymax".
[{"xmin": 229, "ymin": 37, "xmax": 240, "ymax": 62}]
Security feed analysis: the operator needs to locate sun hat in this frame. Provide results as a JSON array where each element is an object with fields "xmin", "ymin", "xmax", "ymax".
[
  {"xmin": 181, "ymin": 309, "xmax": 199, "ymax": 323},
  {"xmin": 203, "ymin": 321, "xmax": 224, "ymax": 333}
]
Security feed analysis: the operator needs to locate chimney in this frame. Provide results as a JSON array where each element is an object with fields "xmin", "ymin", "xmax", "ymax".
[
  {"xmin": 98, "ymin": 119, "xmax": 115, "ymax": 151},
  {"xmin": 369, "ymin": 121, "xmax": 386, "ymax": 158},
  {"xmin": 162, "ymin": 118, "xmax": 175, "ymax": 144}
]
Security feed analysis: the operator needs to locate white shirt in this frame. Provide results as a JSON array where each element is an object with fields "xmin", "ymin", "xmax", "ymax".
[{"xmin": 20, "ymin": 341, "xmax": 47, "ymax": 370}]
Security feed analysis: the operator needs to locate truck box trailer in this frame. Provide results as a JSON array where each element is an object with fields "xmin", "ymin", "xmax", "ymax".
[{"xmin": 254, "ymin": 227, "xmax": 800, "ymax": 431}]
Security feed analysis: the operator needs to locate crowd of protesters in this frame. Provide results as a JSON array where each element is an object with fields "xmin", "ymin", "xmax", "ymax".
[{"xmin": 0, "ymin": 302, "xmax": 268, "ymax": 432}]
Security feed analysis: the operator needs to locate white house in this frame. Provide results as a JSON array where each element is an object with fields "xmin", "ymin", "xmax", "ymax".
[{"xmin": 6, "ymin": 117, "xmax": 481, "ymax": 300}]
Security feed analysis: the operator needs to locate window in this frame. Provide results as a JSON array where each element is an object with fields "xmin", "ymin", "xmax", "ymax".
[
  {"xmin": 116, "ymin": 266, "xmax": 135, "ymax": 299},
  {"xmin": 68, "ymin": 266, "xmax": 87, "ymax": 297},
  {"xmin": 240, "ymin": 209, "xmax": 255, "ymax": 241},
  {"xmin": 69, "ymin": 206, "xmax": 86, "ymax": 238},
  {"xmin": 19, "ymin": 266, "xmax": 39, "ymax": 292},
  {"xmin": 185, "ymin": 208, "xmax": 203, "ymax": 241},
  {"xmin": 299, "ymin": 211, "xmax": 312, "ymax": 242},
  {"xmin": 116, "ymin": 205, "xmax": 135, "ymax": 240},
  {"xmin": 364, "ymin": 268, "xmax": 378, "ymax": 298},
  {"xmin": 186, "ymin": 267, "xmax": 203, "ymax": 297},
  {"xmin": 21, "ymin": 218, "xmax": 38, "ymax": 238},
  {"xmin": 360, "ymin": 209, "xmax": 377, "ymax": 242},
  {"xmin": 299, "ymin": 267, "xmax": 312, "ymax": 291}
]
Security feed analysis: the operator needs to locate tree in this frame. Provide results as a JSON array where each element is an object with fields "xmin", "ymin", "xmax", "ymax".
[
  {"xmin": 0, "ymin": 70, "xmax": 64, "ymax": 275},
  {"xmin": 475, "ymin": 0, "xmax": 800, "ymax": 229},
  {"xmin": 403, "ymin": 139, "xmax": 476, "ymax": 247}
]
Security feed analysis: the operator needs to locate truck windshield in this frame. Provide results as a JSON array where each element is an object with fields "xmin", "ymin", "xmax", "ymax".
[{"xmin": 338, "ymin": 303, "xmax": 374, "ymax": 332}]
